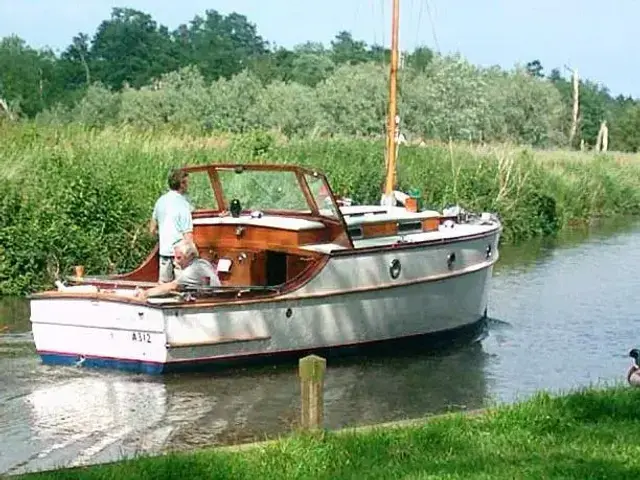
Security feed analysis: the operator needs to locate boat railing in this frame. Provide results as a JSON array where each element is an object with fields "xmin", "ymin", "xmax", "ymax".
[
  {"xmin": 65, "ymin": 276, "xmax": 157, "ymax": 288},
  {"xmin": 66, "ymin": 275, "xmax": 284, "ymax": 294},
  {"xmin": 144, "ymin": 284, "xmax": 283, "ymax": 305},
  {"xmin": 180, "ymin": 284, "xmax": 283, "ymax": 298}
]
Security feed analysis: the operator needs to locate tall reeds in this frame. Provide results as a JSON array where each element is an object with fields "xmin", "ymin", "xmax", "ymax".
[{"xmin": 2, "ymin": 124, "xmax": 640, "ymax": 295}]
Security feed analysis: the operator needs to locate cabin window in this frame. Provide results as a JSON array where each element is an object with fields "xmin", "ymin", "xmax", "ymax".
[
  {"xmin": 185, "ymin": 171, "xmax": 218, "ymax": 210},
  {"xmin": 348, "ymin": 226, "xmax": 363, "ymax": 239},
  {"xmin": 305, "ymin": 173, "xmax": 338, "ymax": 219},
  {"xmin": 218, "ymin": 169, "xmax": 310, "ymax": 213},
  {"xmin": 398, "ymin": 221, "xmax": 422, "ymax": 233}
]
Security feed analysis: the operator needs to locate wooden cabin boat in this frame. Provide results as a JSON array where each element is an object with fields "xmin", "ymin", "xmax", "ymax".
[
  {"xmin": 29, "ymin": 162, "xmax": 501, "ymax": 373},
  {"xmin": 28, "ymin": 0, "xmax": 502, "ymax": 374}
]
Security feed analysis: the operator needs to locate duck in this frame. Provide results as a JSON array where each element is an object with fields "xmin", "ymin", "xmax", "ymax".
[{"xmin": 627, "ymin": 349, "xmax": 640, "ymax": 386}]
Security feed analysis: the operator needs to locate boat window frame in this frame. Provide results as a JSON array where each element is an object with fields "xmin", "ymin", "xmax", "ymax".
[{"xmin": 179, "ymin": 164, "xmax": 343, "ymax": 219}]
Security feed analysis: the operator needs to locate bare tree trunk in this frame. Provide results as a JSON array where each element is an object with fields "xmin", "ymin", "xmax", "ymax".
[
  {"xmin": 568, "ymin": 68, "xmax": 579, "ymax": 146},
  {"xmin": 79, "ymin": 51, "xmax": 91, "ymax": 86},
  {"xmin": 0, "ymin": 97, "xmax": 13, "ymax": 121},
  {"xmin": 595, "ymin": 121, "xmax": 609, "ymax": 152}
]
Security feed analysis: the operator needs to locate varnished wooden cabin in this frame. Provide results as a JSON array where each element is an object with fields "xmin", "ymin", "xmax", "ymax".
[{"xmin": 88, "ymin": 164, "xmax": 447, "ymax": 293}]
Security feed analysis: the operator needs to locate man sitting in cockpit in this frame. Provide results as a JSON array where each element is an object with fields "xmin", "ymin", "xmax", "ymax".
[{"xmin": 135, "ymin": 239, "xmax": 220, "ymax": 300}]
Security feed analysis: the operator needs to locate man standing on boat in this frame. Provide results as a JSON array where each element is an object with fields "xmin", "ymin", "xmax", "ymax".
[
  {"xmin": 149, "ymin": 168, "xmax": 194, "ymax": 283},
  {"xmin": 135, "ymin": 239, "xmax": 220, "ymax": 300}
]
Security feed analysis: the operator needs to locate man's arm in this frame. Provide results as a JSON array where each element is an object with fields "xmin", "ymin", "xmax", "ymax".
[
  {"xmin": 149, "ymin": 218, "xmax": 158, "ymax": 236},
  {"xmin": 136, "ymin": 280, "xmax": 178, "ymax": 301}
]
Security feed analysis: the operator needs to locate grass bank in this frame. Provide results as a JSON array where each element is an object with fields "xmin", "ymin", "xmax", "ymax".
[
  {"xmin": 2, "ymin": 123, "xmax": 640, "ymax": 295},
  {"xmin": 15, "ymin": 386, "xmax": 640, "ymax": 479}
]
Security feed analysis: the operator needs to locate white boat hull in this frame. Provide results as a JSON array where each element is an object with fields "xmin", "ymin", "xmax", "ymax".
[{"xmin": 30, "ymin": 228, "xmax": 499, "ymax": 374}]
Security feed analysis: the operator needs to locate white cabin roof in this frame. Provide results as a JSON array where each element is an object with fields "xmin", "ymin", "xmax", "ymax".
[
  {"xmin": 340, "ymin": 206, "xmax": 441, "ymax": 226},
  {"xmin": 193, "ymin": 215, "xmax": 325, "ymax": 231}
]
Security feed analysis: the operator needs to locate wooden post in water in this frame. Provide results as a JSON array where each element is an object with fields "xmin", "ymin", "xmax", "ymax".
[{"xmin": 299, "ymin": 354, "xmax": 326, "ymax": 431}]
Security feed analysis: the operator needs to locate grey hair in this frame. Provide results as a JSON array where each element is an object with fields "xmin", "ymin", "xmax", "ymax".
[{"xmin": 174, "ymin": 239, "xmax": 199, "ymax": 259}]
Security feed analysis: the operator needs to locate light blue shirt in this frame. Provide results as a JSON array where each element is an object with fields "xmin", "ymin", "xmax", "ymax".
[{"xmin": 152, "ymin": 190, "xmax": 193, "ymax": 256}]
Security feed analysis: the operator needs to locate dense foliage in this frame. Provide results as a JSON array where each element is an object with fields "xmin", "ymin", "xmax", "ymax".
[
  {"xmin": 1, "ymin": 125, "xmax": 640, "ymax": 295},
  {"xmin": 1, "ymin": 7, "xmax": 640, "ymax": 150}
]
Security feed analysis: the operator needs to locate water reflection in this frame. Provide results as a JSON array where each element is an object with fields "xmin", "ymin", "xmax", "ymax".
[
  {"xmin": 1, "ymin": 344, "xmax": 488, "ymax": 474},
  {"xmin": 496, "ymin": 216, "xmax": 640, "ymax": 274},
  {"xmin": 0, "ymin": 297, "xmax": 29, "ymax": 333},
  {"xmin": 486, "ymin": 218, "xmax": 640, "ymax": 403},
  {"xmin": 25, "ymin": 375, "xmax": 169, "ymax": 467}
]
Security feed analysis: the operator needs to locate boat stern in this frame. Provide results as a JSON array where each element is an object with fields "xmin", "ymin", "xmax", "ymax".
[{"xmin": 29, "ymin": 288, "xmax": 169, "ymax": 374}]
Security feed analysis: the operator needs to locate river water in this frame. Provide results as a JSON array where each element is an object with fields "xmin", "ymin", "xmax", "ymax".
[{"xmin": 2, "ymin": 218, "xmax": 640, "ymax": 475}]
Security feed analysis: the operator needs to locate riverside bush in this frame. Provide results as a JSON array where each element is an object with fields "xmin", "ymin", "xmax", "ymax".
[{"xmin": 1, "ymin": 124, "xmax": 640, "ymax": 295}]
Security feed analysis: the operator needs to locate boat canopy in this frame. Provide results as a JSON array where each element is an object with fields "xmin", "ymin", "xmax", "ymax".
[{"xmin": 180, "ymin": 164, "xmax": 341, "ymax": 220}]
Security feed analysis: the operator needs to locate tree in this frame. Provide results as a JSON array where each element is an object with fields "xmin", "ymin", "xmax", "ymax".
[
  {"xmin": 248, "ymin": 47, "xmax": 296, "ymax": 84},
  {"xmin": 0, "ymin": 36, "xmax": 60, "ymax": 116},
  {"xmin": 577, "ymin": 80, "xmax": 611, "ymax": 146},
  {"xmin": 290, "ymin": 45, "xmax": 335, "ymax": 87},
  {"xmin": 609, "ymin": 103, "xmax": 640, "ymax": 152},
  {"xmin": 330, "ymin": 31, "xmax": 370, "ymax": 65},
  {"xmin": 525, "ymin": 60, "xmax": 544, "ymax": 78},
  {"xmin": 90, "ymin": 8, "xmax": 178, "ymax": 89},
  {"xmin": 59, "ymin": 33, "xmax": 92, "ymax": 89},
  {"xmin": 173, "ymin": 10, "xmax": 267, "ymax": 81},
  {"xmin": 407, "ymin": 46, "xmax": 434, "ymax": 72}
]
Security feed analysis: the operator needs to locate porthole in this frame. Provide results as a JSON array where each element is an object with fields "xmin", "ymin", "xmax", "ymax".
[{"xmin": 389, "ymin": 259, "xmax": 401, "ymax": 279}]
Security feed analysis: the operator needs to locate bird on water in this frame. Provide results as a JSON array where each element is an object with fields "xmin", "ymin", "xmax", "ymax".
[{"xmin": 627, "ymin": 349, "xmax": 640, "ymax": 386}]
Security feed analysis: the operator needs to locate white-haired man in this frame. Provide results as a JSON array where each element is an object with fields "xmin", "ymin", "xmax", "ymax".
[{"xmin": 135, "ymin": 240, "xmax": 220, "ymax": 301}]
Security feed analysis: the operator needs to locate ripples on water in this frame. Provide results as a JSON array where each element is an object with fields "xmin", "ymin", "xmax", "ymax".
[
  {"xmin": 485, "ymin": 220, "xmax": 640, "ymax": 402},
  {"xmin": 0, "ymin": 345, "xmax": 489, "ymax": 475},
  {"xmin": 2, "ymin": 218, "xmax": 640, "ymax": 474}
]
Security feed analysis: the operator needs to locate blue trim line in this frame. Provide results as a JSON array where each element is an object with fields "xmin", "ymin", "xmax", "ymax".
[{"xmin": 39, "ymin": 353, "xmax": 165, "ymax": 375}]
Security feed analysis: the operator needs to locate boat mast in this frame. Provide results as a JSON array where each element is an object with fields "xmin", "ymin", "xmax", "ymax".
[{"xmin": 382, "ymin": 0, "xmax": 400, "ymax": 207}]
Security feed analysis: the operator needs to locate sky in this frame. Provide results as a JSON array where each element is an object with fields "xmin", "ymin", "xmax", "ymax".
[{"xmin": 0, "ymin": 0, "xmax": 637, "ymax": 98}]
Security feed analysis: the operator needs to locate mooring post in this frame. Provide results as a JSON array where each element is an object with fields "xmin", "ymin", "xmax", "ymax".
[{"xmin": 299, "ymin": 354, "xmax": 326, "ymax": 431}]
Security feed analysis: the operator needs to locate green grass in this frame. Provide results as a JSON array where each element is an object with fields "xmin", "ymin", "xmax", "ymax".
[
  {"xmin": 2, "ymin": 123, "xmax": 640, "ymax": 295},
  {"xmin": 16, "ymin": 386, "xmax": 640, "ymax": 479}
]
